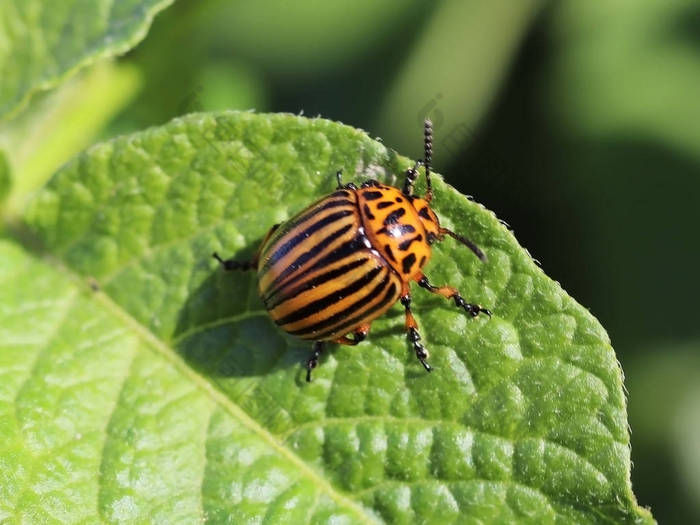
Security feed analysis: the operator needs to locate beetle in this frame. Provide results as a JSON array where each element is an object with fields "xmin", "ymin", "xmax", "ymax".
[{"xmin": 213, "ymin": 120, "xmax": 491, "ymax": 381}]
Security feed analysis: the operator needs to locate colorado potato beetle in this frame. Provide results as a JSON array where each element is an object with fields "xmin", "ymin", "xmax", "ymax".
[{"xmin": 214, "ymin": 120, "xmax": 491, "ymax": 381}]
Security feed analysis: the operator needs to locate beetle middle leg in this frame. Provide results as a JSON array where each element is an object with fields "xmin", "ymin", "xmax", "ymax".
[
  {"xmin": 306, "ymin": 325, "xmax": 370, "ymax": 382},
  {"xmin": 417, "ymin": 275, "xmax": 492, "ymax": 318},
  {"xmin": 332, "ymin": 324, "xmax": 370, "ymax": 346},
  {"xmin": 306, "ymin": 341, "xmax": 325, "ymax": 382},
  {"xmin": 400, "ymin": 295, "xmax": 431, "ymax": 372}
]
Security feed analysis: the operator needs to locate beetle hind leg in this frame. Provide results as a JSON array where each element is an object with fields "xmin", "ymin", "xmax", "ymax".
[
  {"xmin": 213, "ymin": 224, "xmax": 280, "ymax": 272},
  {"xmin": 213, "ymin": 252, "xmax": 255, "ymax": 271},
  {"xmin": 401, "ymin": 295, "xmax": 432, "ymax": 372},
  {"xmin": 417, "ymin": 275, "xmax": 492, "ymax": 318}
]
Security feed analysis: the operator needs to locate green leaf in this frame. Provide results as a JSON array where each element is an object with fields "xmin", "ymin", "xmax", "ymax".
[
  {"xmin": 0, "ymin": 61, "xmax": 141, "ymax": 216},
  {"xmin": 0, "ymin": 0, "xmax": 173, "ymax": 120},
  {"xmin": 2, "ymin": 112, "xmax": 653, "ymax": 523},
  {"xmin": 0, "ymin": 150, "xmax": 9, "ymax": 204}
]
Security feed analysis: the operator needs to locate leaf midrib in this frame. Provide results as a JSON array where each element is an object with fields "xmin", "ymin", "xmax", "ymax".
[{"xmin": 38, "ymin": 252, "xmax": 382, "ymax": 524}]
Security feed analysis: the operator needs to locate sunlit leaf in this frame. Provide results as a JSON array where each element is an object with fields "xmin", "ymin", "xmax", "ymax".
[{"xmin": 1, "ymin": 112, "xmax": 653, "ymax": 523}]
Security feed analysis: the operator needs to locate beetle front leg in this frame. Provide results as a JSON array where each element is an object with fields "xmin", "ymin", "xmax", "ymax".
[
  {"xmin": 401, "ymin": 159, "xmax": 423, "ymax": 197},
  {"xmin": 400, "ymin": 295, "xmax": 431, "ymax": 372},
  {"xmin": 335, "ymin": 170, "xmax": 357, "ymax": 190},
  {"xmin": 417, "ymin": 275, "xmax": 492, "ymax": 318}
]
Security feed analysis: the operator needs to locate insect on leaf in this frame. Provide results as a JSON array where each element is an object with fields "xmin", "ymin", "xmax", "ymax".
[{"xmin": 0, "ymin": 112, "xmax": 654, "ymax": 523}]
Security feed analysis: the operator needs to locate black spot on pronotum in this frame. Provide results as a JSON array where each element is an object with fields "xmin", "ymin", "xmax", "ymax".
[
  {"xmin": 419, "ymin": 255, "xmax": 426, "ymax": 267},
  {"xmin": 376, "ymin": 201, "xmax": 393, "ymax": 209},
  {"xmin": 383, "ymin": 208, "xmax": 406, "ymax": 225},
  {"xmin": 402, "ymin": 253, "xmax": 417, "ymax": 274},
  {"xmin": 377, "ymin": 224, "xmax": 416, "ymax": 236},
  {"xmin": 396, "ymin": 197, "xmax": 403, "ymax": 203},
  {"xmin": 385, "ymin": 244, "xmax": 397, "ymax": 262},
  {"xmin": 363, "ymin": 203, "xmax": 375, "ymax": 220},
  {"xmin": 418, "ymin": 207, "xmax": 432, "ymax": 220},
  {"xmin": 362, "ymin": 191, "xmax": 382, "ymax": 200},
  {"xmin": 398, "ymin": 235, "xmax": 423, "ymax": 251}
]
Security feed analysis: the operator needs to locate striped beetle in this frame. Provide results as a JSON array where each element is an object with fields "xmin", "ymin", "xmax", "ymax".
[{"xmin": 214, "ymin": 120, "xmax": 491, "ymax": 381}]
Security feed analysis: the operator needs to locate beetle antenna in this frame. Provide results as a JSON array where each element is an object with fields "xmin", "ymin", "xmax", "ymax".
[
  {"xmin": 440, "ymin": 228, "xmax": 487, "ymax": 262},
  {"xmin": 424, "ymin": 119, "xmax": 434, "ymax": 202}
]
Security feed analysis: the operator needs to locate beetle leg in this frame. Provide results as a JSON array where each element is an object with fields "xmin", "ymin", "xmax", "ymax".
[
  {"xmin": 213, "ymin": 224, "xmax": 280, "ymax": 271},
  {"xmin": 402, "ymin": 159, "xmax": 423, "ymax": 197},
  {"xmin": 306, "ymin": 341, "xmax": 325, "ymax": 382},
  {"xmin": 212, "ymin": 253, "xmax": 255, "ymax": 271},
  {"xmin": 335, "ymin": 170, "xmax": 357, "ymax": 190},
  {"xmin": 332, "ymin": 324, "xmax": 370, "ymax": 346},
  {"xmin": 400, "ymin": 295, "xmax": 432, "ymax": 372},
  {"xmin": 417, "ymin": 275, "xmax": 492, "ymax": 318}
]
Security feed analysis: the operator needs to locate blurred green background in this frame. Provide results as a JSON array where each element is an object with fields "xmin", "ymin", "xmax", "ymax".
[{"xmin": 4, "ymin": 1, "xmax": 699, "ymax": 522}]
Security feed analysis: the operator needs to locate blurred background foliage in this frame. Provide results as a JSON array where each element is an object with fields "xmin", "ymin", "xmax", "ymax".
[{"xmin": 1, "ymin": 0, "xmax": 698, "ymax": 522}]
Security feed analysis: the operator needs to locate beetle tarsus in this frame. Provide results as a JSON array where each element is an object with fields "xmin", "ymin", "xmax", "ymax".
[
  {"xmin": 401, "ymin": 295, "xmax": 432, "ymax": 373},
  {"xmin": 453, "ymin": 294, "xmax": 492, "ymax": 318},
  {"xmin": 213, "ymin": 252, "xmax": 254, "ymax": 271},
  {"xmin": 418, "ymin": 275, "xmax": 492, "ymax": 319},
  {"xmin": 335, "ymin": 170, "xmax": 358, "ymax": 190},
  {"xmin": 306, "ymin": 341, "xmax": 325, "ymax": 382}
]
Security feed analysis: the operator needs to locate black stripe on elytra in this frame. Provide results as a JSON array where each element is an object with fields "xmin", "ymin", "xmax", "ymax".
[
  {"xmin": 294, "ymin": 198, "xmax": 353, "ymax": 229},
  {"xmin": 384, "ymin": 208, "xmax": 406, "ymax": 225},
  {"xmin": 401, "ymin": 253, "xmax": 417, "ymax": 274},
  {"xmin": 275, "ymin": 267, "xmax": 383, "ymax": 326},
  {"xmin": 377, "ymin": 224, "xmax": 416, "ymax": 236},
  {"xmin": 261, "ymin": 209, "xmax": 353, "ymax": 274},
  {"xmin": 263, "ymin": 233, "xmax": 367, "ymax": 301},
  {"xmin": 265, "ymin": 257, "xmax": 369, "ymax": 310},
  {"xmin": 264, "ymin": 223, "xmax": 354, "ymax": 295},
  {"xmin": 268, "ymin": 197, "xmax": 352, "ymax": 245},
  {"xmin": 376, "ymin": 201, "xmax": 394, "ymax": 209},
  {"xmin": 362, "ymin": 191, "xmax": 383, "ymax": 200},
  {"xmin": 289, "ymin": 272, "xmax": 390, "ymax": 337},
  {"xmin": 310, "ymin": 282, "xmax": 398, "ymax": 340},
  {"xmin": 398, "ymin": 234, "xmax": 423, "ymax": 251},
  {"xmin": 384, "ymin": 244, "xmax": 396, "ymax": 262},
  {"xmin": 363, "ymin": 203, "xmax": 375, "ymax": 220},
  {"xmin": 418, "ymin": 207, "xmax": 432, "ymax": 220}
]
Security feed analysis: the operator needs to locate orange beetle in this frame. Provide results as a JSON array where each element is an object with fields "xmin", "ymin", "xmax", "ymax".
[{"xmin": 214, "ymin": 120, "xmax": 491, "ymax": 381}]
